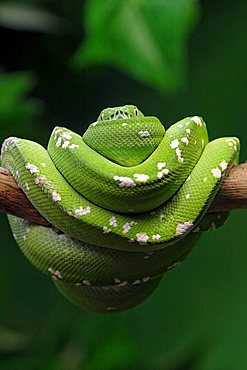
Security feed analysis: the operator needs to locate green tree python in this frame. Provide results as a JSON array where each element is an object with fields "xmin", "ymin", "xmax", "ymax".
[{"xmin": 1, "ymin": 105, "xmax": 240, "ymax": 313}]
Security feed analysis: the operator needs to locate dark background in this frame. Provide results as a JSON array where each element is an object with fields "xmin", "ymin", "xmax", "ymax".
[{"xmin": 0, "ymin": 1, "xmax": 246, "ymax": 369}]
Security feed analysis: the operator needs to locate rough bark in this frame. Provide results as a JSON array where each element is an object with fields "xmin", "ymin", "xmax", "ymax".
[{"xmin": 0, "ymin": 164, "xmax": 247, "ymax": 226}]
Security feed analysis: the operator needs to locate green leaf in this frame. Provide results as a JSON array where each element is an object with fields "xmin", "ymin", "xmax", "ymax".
[
  {"xmin": 0, "ymin": 2, "xmax": 66, "ymax": 34},
  {"xmin": 73, "ymin": 0, "xmax": 199, "ymax": 92},
  {"xmin": 85, "ymin": 335, "xmax": 135, "ymax": 370},
  {"xmin": 0, "ymin": 71, "xmax": 42, "ymax": 138},
  {"xmin": 0, "ymin": 324, "xmax": 29, "ymax": 354}
]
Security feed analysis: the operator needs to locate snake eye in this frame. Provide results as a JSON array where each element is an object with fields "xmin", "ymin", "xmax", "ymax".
[{"xmin": 134, "ymin": 107, "xmax": 139, "ymax": 117}]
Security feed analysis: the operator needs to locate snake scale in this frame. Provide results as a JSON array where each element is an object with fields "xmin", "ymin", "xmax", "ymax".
[{"xmin": 1, "ymin": 105, "xmax": 240, "ymax": 313}]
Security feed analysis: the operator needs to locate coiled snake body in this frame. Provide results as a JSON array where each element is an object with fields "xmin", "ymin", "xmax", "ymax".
[{"xmin": 1, "ymin": 106, "xmax": 240, "ymax": 313}]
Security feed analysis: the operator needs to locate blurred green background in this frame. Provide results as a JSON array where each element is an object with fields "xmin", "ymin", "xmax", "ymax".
[{"xmin": 0, "ymin": 0, "xmax": 247, "ymax": 369}]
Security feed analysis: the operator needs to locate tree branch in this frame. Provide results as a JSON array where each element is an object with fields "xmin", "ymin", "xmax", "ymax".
[
  {"xmin": 0, "ymin": 167, "xmax": 50, "ymax": 226},
  {"xmin": 0, "ymin": 164, "xmax": 246, "ymax": 227}
]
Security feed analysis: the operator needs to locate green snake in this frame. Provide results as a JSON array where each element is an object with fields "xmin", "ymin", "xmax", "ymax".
[{"xmin": 1, "ymin": 105, "xmax": 240, "ymax": 313}]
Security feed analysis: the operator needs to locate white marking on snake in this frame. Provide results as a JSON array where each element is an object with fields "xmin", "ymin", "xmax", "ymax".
[
  {"xmin": 136, "ymin": 233, "xmax": 149, "ymax": 245},
  {"xmin": 103, "ymin": 226, "xmax": 111, "ymax": 234},
  {"xmin": 170, "ymin": 139, "xmax": 179, "ymax": 149},
  {"xmin": 133, "ymin": 279, "xmax": 141, "ymax": 285},
  {"xmin": 40, "ymin": 163, "xmax": 46, "ymax": 167},
  {"xmin": 74, "ymin": 206, "xmax": 91, "ymax": 216},
  {"xmin": 191, "ymin": 116, "xmax": 202, "ymax": 126},
  {"xmin": 48, "ymin": 267, "xmax": 63, "ymax": 280},
  {"xmin": 178, "ymin": 124, "xmax": 183, "ymax": 128},
  {"xmin": 123, "ymin": 223, "xmax": 131, "ymax": 233},
  {"xmin": 62, "ymin": 133, "xmax": 72, "ymax": 140},
  {"xmin": 211, "ymin": 168, "xmax": 222, "ymax": 179},
  {"xmin": 56, "ymin": 271, "xmax": 63, "ymax": 279},
  {"xmin": 118, "ymin": 281, "xmax": 128, "ymax": 286},
  {"xmin": 138, "ymin": 130, "xmax": 150, "ymax": 137},
  {"xmin": 210, "ymin": 222, "xmax": 216, "ymax": 230},
  {"xmin": 82, "ymin": 280, "xmax": 91, "ymax": 286},
  {"xmin": 25, "ymin": 182, "xmax": 29, "ymax": 191},
  {"xmin": 186, "ymin": 194, "xmax": 190, "ymax": 199},
  {"xmin": 176, "ymin": 148, "xmax": 184, "ymax": 163},
  {"xmin": 113, "ymin": 176, "xmax": 136, "ymax": 188},
  {"xmin": 1, "ymin": 137, "xmax": 19, "ymax": 154},
  {"xmin": 133, "ymin": 173, "xmax": 149, "ymax": 183},
  {"xmin": 56, "ymin": 137, "xmax": 62, "ymax": 147},
  {"xmin": 167, "ymin": 261, "xmax": 181, "ymax": 270},
  {"xmin": 186, "ymin": 128, "xmax": 191, "ymax": 134},
  {"xmin": 181, "ymin": 137, "xmax": 189, "ymax": 145},
  {"xmin": 152, "ymin": 234, "xmax": 161, "ymax": 240},
  {"xmin": 220, "ymin": 160, "xmax": 228, "ymax": 171},
  {"xmin": 193, "ymin": 226, "xmax": 200, "ymax": 233},
  {"xmin": 35, "ymin": 176, "xmax": 46, "ymax": 186},
  {"xmin": 69, "ymin": 144, "xmax": 79, "ymax": 149},
  {"xmin": 226, "ymin": 138, "xmax": 237, "ymax": 144},
  {"xmin": 62, "ymin": 140, "xmax": 70, "ymax": 149},
  {"xmin": 25, "ymin": 163, "xmax": 38, "ymax": 174},
  {"xmin": 109, "ymin": 216, "xmax": 117, "ymax": 227},
  {"xmin": 142, "ymin": 277, "xmax": 150, "ymax": 282},
  {"xmin": 157, "ymin": 168, "xmax": 169, "ymax": 179},
  {"xmin": 176, "ymin": 222, "xmax": 193, "ymax": 235},
  {"xmin": 58, "ymin": 233, "xmax": 69, "ymax": 240},
  {"xmin": 52, "ymin": 191, "xmax": 61, "ymax": 202},
  {"xmin": 157, "ymin": 162, "xmax": 166, "ymax": 170},
  {"xmin": 52, "ymin": 128, "xmax": 62, "ymax": 139}
]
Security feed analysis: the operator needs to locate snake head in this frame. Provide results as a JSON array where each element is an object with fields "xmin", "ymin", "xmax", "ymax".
[{"xmin": 97, "ymin": 105, "xmax": 144, "ymax": 121}]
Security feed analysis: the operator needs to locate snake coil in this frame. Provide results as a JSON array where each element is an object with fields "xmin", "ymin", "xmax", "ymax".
[{"xmin": 1, "ymin": 105, "xmax": 240, "ymax": 313}]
